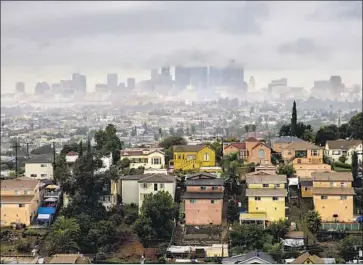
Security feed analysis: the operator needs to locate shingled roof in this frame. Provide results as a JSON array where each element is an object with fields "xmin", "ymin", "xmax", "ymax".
[
  {"xmin": 173, "ymin": 145, "xmax": 208, "ymax": 152},
  {"xmin": 326, "ymin": 139, "xmax": 362, "ymax": 150},
  {"xmin": 282, "ymin": 141, "xmax": 322, "ymax": 150},
  {"xmin": 26, "ymin": 154, "xmax": 53, "ymax": 164},
  {"xmin": 311, "ymin": 171, "xmax": 353, "ymax": 182}
]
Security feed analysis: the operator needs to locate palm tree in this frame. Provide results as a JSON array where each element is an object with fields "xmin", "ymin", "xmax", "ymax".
[{"xmin": 46, "ymin": 216, "xmax": 80, "ymax": 255}]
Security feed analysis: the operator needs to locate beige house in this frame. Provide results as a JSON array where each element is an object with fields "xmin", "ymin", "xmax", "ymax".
[
  {"xmin": 120, "ymin": 174, "xmax": 176, "ymax": 210},
  {"xmin": 325, "ymin": 139, "xmax": 363, "ymax": 164},
  {"xmin": 120, "ymin": 148, "xmax": 165, "ymax": 169},
  {"xmin": 281, "ymin": 141, "xmax": 330, "ymax": 178},
  {"xmin": 1, "ymin": 178, "xmax": 41, "ymax": 226},
  {"xmin": 25, "ymin": 154, "xmax": 54, "ymax": 179}
]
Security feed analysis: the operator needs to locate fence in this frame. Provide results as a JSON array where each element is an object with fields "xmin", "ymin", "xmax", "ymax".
[{"xmin": 321, "ymin": 222, "xmax": 361, "ymax": 231}]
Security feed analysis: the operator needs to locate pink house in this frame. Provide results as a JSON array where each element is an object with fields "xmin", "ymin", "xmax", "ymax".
[{"xmin": 183, "ymin": 173, "xmax": 225, "ymax": 225}]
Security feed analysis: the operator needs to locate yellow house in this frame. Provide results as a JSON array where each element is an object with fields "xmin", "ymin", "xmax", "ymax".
[
  {"xmin": 300, "ymin": 178, "xmax": 313, "ymax": 198},
  {"xmin": 281, "ymin": 141, "xmax": 331, "ymax": 178},
  {"xmin": 292, "ymin": 252, "xmax": 324, "ymax": 264},
  {"xmin": 172, "ymin": 145, "xmax": 216, "ymax": 171},
  {"xmin": 311, "ymin": 171, "xmax": 355, "ymax": 222},
  {"xmin": 240, "ymin": 172, "xmax": 287, "ymax": 224},
  {"xmin": 1, "ymin": 178, "xmax": 41, "ymax": 227}
]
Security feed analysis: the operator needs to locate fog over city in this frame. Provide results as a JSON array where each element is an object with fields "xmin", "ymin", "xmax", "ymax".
[{"xmin": 1, "ymin": 1, "xmax": 362, "ymax": 98}]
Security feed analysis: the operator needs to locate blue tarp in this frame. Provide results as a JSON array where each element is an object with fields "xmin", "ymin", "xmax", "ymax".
[
  {"xmin": 38, "ymin": 207, "xmax": 56, "ymax": 215},
  {"xmin": 357, "ymin": 216, "xmax": 363, "ymax": 223}
]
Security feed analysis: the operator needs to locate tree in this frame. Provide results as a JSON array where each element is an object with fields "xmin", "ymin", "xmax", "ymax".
[
  {"xmin": 158, "ymin": 128, "xmax": 163, "ymax": 139},
  {"xmin": 277, "ymin": 164, "xmax": 295, "ymax": 178},
  {"xmin": 134, "ymin": 191, "xmax": 175, "ymax": 247},
  {"xmin": 94, "ymin": 124, "xmax": 123, "ymax": 164},
  {"xmin": 78, "ymin": 141, "xmax": 83, "ymax": 156},
  {"xmin": 244, "ymin": 125, "xmax": 249, "ymax": 133},
  {"xmin": 279, "ymin": 124, "xmax": 291, "ymax": 137},
  {"xmin": 227, "ymin": 200, "xmax": 240, "ymax": 224},
  {"xmin": 267, "ymin": 219, "xmax": 290, "ymax": 243},
  {"xmin": 169, "ymin": 127, "xmax": 175, "ymax": 136},
  {"xmin": 159, "ymin": 136, "xmax": 187, "ymax": 165},
  {"xmin": 338, "ymin": 155, "xmax": 347, "ymax": 164},
  {"xmin": 315, "ymin": 125, "xmax": 340, "ymax": 146},
  {"xmin": 46, "ymin": 216, "xmax": 80, "ymax": 255},
  {"xmin": 191, "ymin": 124, "xmax": 196, "ymax": 135},
  {"xmin": 209, "ymin": 140, "xmax": 223, "ymax": 166},
  {"xmin": 352, "ymin": 151, "xmax": 359, "ymax": 184},
  {"xmin": 291, "ymin": 101, "xmax": 297, "ymax": 136},
  {"xmin": 306, "ymin": 210, "xmax": 322, "ymax": 235},
  {"xmin": 53, "ymin": 155, "xmax": 70, "ymax": 185},
  {"xmin": 230, "ymin": 224, "xmax": 271, "ymax": 251},
  {"xmin": 348, "ymin": 112, "xmax": 363, "ymax": 140},
  {"xmin": 251, "ymin": 124, "xmax": 257, "ymax": 137},
  {"xmin": 339, "ymin": 235, "xmax": 360, "ymax": 262}
]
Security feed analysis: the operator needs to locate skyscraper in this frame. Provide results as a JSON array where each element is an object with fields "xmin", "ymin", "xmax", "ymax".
[
  {"xmin": 72, "ymin": 73, "xmax": 87, "ymax": 93},
  {"xmin": 127, "ymin": 78, "xmax": 136, "ymax": 90},
  {"xmin": 107, "ymin": 73, "xmax": 118, "ymax": 89},
  {"xmin": 34, "ymin": 82, "xmax": 51, "ymax": 94},
  {"xmin": 15, "ymin": 82, "xmax": 25, "ymax": 93},
  {"xmin": 189, "ymin": 66, "xmax": 208, "ymax": 90},
  {"xmin": 175, "ymin": 66, "xmax": 190, "ymax": 90},
  {"xmin": 248, "ymin": 76, "xmax": 255, "ymax": 91}
]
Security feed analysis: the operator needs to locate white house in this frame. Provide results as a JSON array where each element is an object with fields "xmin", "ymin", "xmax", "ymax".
[
  {"xmin": 325, "ymin": 139, "xmax": 363, "ymax": 164},
  {"xmin": 120, "ymin": 148, "xmax": 165, "ymax": 169},
  {"xmin": 120, "ymin": 174, "xmax": 176, "ymax": 210},
  {"xmin": 25, "ymin": 154, "xmax": 54, "ymax": 180}
]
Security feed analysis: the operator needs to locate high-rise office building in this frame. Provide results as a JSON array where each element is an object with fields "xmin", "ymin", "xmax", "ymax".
[
  {"xmin": 189, "ymin": 66, "xmax": 208, "ymax": 90},
  {"xmin": 209, "ymin": 66, "xmax": 224, "ymax": 88},
  {"xmin": 127, "ymin": 78, "xmax": 136, "ymax": 90},
  {"xmin": 175, "ymin": 66, "xmax": 190, "ymax": 90},
  {"xmin": 160, "ymin": 66, "xmax": 172, "ymax": 86},
  {"xmin": 15, "ymin": 82, "xmax": 25, "ymax": 93},
  {"xmin": 107, "ymin": 73, "xmax": 118, "ymax": 89},
  {"xmin": 34, "ymin": 82, "xmax": 51, "ymax": 94},
  {"xmin": 72, "ymin": 73, "xmax": 87, "ymax": 93},
  {"xmin": 223, "ymin": 60, "xmax": 244, "ymax": 88},
  {"xmin": 329, "ymin": 75, "xmax": 344, "ymax": 94}
]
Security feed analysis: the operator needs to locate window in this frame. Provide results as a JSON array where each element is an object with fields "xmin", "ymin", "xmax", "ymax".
[
  {"xmin": 200, "ymin": 186, "xmax": 207, "ymax": 190},
  {"xmin": 40, "ymin": 174, "xmax": 47, "ymax": 178},
  {"xmin": 212, "ymin": 186, "xmax": 219, "ymax": 191},
  {"xmin": 160, "ymin": 183, "xmax": 165, "ymax": 189},
  {"xmin": 304, "ymin": 187, "xmax": 308, "ymax": 191},
  {"xmin": 40, "ymin": 164, "xmax": 47, "ymax": 167},
  {"xmin": 142, "ymin": 183, "xmax": 148, "ymax": 189},
  {"xmin": 187, "ymin": 155, "xmax": 196, "ymax": 161},
  {"xmin": 190, "ymin": 199, "xmax": 196, "ymax": 204},
  {"xmin": 258, "ymin": 149, "xmax": 265, "ymax": 159},
  {"xmin": 272, "ymin": 197, "xmax": 279, "ymax": 201},
  {"xmin": 297, "ymin": 159, "xmax": 301, "ymax": 164},
  {"xmin": 24, "ymin": 190, "xmax": 30, "ymax": 195},
  {"xmin": 15, "ymin": 190, "xmax": 20, "ymax": 195},
  {"xmin": 288, "ymin": 151, "xmax": 292, "ymax": 155},
  {"xmin": 340, "ymin": 196, "xmax": 347, "ymax": 200},
  {"xmin": 154, "ymin": 183, "xmax": 158, "ymax": 191},
  {"xmin": 321, "ymin": 195, "xmax": 328, "ymax": 200},
  {"xmin": 211, "ymin": 200, "xmax": 215, "ymax": 204},
  {"xmin": 263, "ymin": 184, "xmax": 269, "ymax": 188},
  {"xmin": 152, "ymin": 158, "xmax": 161, "ymax": 165},
  {"xmin": 332, "ymin": 150, "xmax": 341, "ymax": 155},
  {"xmin": 255, "ymin": 197, "xmax": 261, "ymax": 201},
  {"xmin": 19, "ymin": 204, "xmax": 25, "ymax": 208},
  {"xmin": 178, "ymin": 155, "xmax": 181, "ymax": 159},
  {"xmin": 30, "ymin": 174, "xmax": 37, "ymax": 178},
  {"xmin": 311, "ymin": 150, "xmax": 319, "ymax": 156},
  {"xmin": 340, "ymin": 182, "xmax": 345, "ymax": 187},
  {"xmin": 275, "ymin": 184, "xmax": 280, "ymax": 188},
  {"xmin": 203, "ymin": 153, "xmax": 210, "ymax": 161}
]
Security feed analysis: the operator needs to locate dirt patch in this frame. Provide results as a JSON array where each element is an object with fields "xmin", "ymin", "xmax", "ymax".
[{"xmin": 114, "ymin": 236, "xmax": 144, "ymax": 260}]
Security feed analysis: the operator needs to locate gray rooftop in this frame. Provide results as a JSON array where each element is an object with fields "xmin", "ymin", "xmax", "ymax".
[
  {"xmin": 186, "ymin": 178, "xmax": 224, "ymax": 186},
  {"xmin": 222, "ymin": 251, "xmax": 276, "ymax": 264},
  {"xmin": 183, "ymin": 192, "xmax": 224, "ymax": 200},
  {"xmin": 26, "ymin": 154, "xmax": 53, "ymax": 164}
]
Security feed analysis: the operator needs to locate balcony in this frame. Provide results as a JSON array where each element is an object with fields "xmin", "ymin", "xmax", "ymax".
[{"xmin": 43, "ymin": 191, "xmax": 61, "ymax": 198}]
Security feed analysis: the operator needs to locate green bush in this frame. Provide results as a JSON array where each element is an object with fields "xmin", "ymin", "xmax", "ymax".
[
  {"xmin": 16, "ymin": 240, "xmax": 32, "ymax": 252},
  {"xmin": 334, "ymin": 161, "xmax": 352, "ymax": 169}
]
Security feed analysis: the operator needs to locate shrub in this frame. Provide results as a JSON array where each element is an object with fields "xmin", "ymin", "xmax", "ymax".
[
  {"xmin": 16, "ymin": 240, "xmax": 32, "ymax": 252},
  {"xmin": 334, "ymin": 161, "xmax": 352, "ymax": 169}
]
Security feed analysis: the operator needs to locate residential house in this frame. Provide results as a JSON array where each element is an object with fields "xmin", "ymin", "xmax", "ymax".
[
  {"xmin": 311, "ymin": 171, "xmax": 355, "ymax": 222},
  {"xmin": 120, "ymin": 148, "xmax": 165, "ymax": 169},
  {"xmin": 300, "ymin": 178, "xmax": 313, "ymax": 198},
  {"xmin": 182, "ymin": 173, "xmax": 224, "ymax": 225},
  {"xmin": 172, "ymin": 145, "xmax": 216, "ymax": 171},
  {"xmin": 119, "ymin": 174, "xmax": 176, "ymax": 210},
  {"xmin": 271, "ymin": 136, "xmax": 304, "ymax": 153},
  {"xmin": 1, "ymin": 178, "xmax": 41, "ymax": 226},
  {"xmin": 222, "ymin": 251, "xmax": 276, "ymax": 264},
  {"xmin": 25, "ymin": 154, "xmax": 54, "ymax": 179},
  {"xmin": 325, "ymin": 139, "xmax": 363, "ymax": 164},
  {"xmin": 291, "ymin": 252, "xmax": 324, "ymax": 264},
  {"xmin": 281, "ymin": 141, "xmax": 330, "ymax": 178},
  {"xmin": 223, "ymin": 138, "xmax": 271, "ymax": 165},
  {"xmin": 240, "ymin": 172, "xmax": 287, "ymax": 224}
]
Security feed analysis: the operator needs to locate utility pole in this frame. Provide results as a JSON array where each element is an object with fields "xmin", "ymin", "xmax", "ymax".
[{"xmin": 11, "ymin": 141, "xmax": 21, "ymax": 178}]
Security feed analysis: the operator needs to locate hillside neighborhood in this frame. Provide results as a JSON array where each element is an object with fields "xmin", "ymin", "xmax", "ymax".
[{"xmin": 1, "ymin": 107, "xmax": 363, "ymax": 264}]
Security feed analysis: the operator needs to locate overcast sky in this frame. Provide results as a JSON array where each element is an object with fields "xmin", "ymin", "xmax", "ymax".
[{"xmin": 1, "ymin": 1, "xmax": 362, "ymax": 93}]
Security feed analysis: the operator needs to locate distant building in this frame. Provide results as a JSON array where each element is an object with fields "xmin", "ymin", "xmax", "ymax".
[
  {"xmin": 189, "ymin": 66, "xmax": 208, "ymax": 90},
  {"xmin": 72, "ymin": 73, "xmax": 87, "ymax": 93},
  {"xmin": 248, "ymin": 76, "xmax": 255, "ymax": 91},
  {"xmin": 25, "ymin": 154, "xmax": 54, "ymax": 180},
  {"xmin": 151, "ymin": 69, "xmax": 158, "ymax": 81},
  {"xmin": 268, "ymin": 78, "xmax": 287, "ymax": 91},
  {"xmin": 95, "ymin": 83, "xmax": 108, "ymax": 93},
  {"xmin": 34, "ymin": 82, "xmax": 51, "ymax": 95},
  {"xmin": 175, "ymin": 65, "xmax": 190, "ymax": 90},
  {"xmin": 107, "ymin": 73, "xmax": 118, "ymax": 89},
  {"xmin": 15, "ymin": 82, "xmax": 25, "ymax": 93},
  {"xmin": 127, "ymin": 78, "xmax": 136, "ymax": 90}
]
